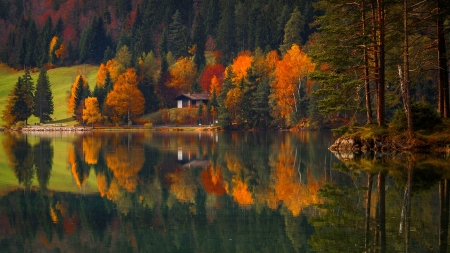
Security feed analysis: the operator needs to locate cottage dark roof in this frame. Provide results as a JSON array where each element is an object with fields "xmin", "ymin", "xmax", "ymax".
[{"xmin": 175, "ymin": 93, "xmax": 211, "ymax": 100}]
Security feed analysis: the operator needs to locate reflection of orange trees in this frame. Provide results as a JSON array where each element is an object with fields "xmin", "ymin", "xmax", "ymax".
[
  {"xmin": 271, "ymin": 142, "xmax": 322, "ymax": 216},
  {"xmin": 68, "ymin": 145, "xmax": 87, "ymax": 187},
  {"xmin": 200, "ymin": 165, "xmax": 227, "ymax": 196},
  {"xmin": 82, "ymin": 136, "xmax": 102, "ymax": 165},
  {"xmin": 105, "ymin": 179, "xmax": 133, "ymax": 215},
  {"xmin": 225, "ymin": 151, "xmax": 254, "ymax": 206},
  {"xmin": 167, "ymin": 168, "xmax": 197, "ymax": 204},
  {"xmin": 96, "ymin": 173, "xmax": 108, "ymax": 197},
  {"xmin": 106, "ymin": 145, "xmax": 144, "ymax": 193},
  {"xmin": 231, "ymin": 177, "xmax": 254, "ymax": 206}
]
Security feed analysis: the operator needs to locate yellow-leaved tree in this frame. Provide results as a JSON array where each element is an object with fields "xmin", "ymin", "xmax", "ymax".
[
  {"xmin": 272, "ymin": 44, "xmax": 315, "ymax": 126},
  {"xmin": 105, "ymin": 68, "xmax": 144, "ymax": 124},
  {"xmin": 169, "ymin": 57, "xmax": 197, "ymax": 93},
  {"xmin": 82, "ymin": 97, "xmax": 102, "ymax": 126}
]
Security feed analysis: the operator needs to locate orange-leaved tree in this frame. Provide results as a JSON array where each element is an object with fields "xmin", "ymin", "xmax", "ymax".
[
  {"xmin": 230, "ymin": 51, "xmax": 253, "ymax": 84},
  {"xmin": 82, "ymin": 97, "xmax": 102, "ymax": 126},
  {"xmin": 105, "ymin": 68, "xmax": 145, "ymax": 124},
  {"xmin": 169, "ymin": 57, "xmax": 197, "ymax": 93},
  {"xmin": 272, "ymin": 44, "xmax": 314, "ymax": 126}
]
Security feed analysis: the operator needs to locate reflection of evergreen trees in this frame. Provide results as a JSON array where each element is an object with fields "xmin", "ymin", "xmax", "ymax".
[
  {"xmin": 3, "ymin": 133, "xmax": 54, "ymax": 191},
  {"xmin": 34, "ymin": 139, "xmax": 53, "ymax": 192}
]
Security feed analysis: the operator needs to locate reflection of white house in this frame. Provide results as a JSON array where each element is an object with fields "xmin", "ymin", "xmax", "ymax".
[
  {"xmin": 176, "ymin": 93, "xmax": 211, "ymax": 108},
  {"xmin": 177, "ymin": 148, "xmax": 210, "ymax": 168}
]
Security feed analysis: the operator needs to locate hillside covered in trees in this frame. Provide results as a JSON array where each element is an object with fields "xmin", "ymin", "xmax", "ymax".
[
  {"xmin": 0, "ymin": 0, "xmax": 314, "ymax": 68},
  {"xmin": 0, "ymin": 0, "xmax": 449, "ymax": 133}
]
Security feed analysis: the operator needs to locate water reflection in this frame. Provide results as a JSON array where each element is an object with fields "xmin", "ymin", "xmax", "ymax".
[{"xmin": 0, "ymin": 132, "xmax": 449, "ymax": 252}]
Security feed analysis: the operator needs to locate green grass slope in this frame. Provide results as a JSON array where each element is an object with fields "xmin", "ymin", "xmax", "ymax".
[{"xmin": 0, "ymin": 64, "xmax": 99, "ymax": 126}]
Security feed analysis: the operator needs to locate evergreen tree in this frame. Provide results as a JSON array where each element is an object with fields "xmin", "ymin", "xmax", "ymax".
[
  {"xmin": 216, "ymin": 2, "xmax": 237, "ymax": 63},
  {"xmin": 38, "ymin": 16, "xmax": 53, "ymax": 66},
  {"xmin": 217, "ymin": 68, "xmax": 234, "ymax": 128},
  {"xmin": 168, "ymin": 10, "xmax": 189, "ymax": 59},
  {"xmin": 104, "ymin": 70, "xmax": 114, "ymax": 94},
  {"xmin": 190, "ymin": 82, "xmax": 202, "ymax": 93},
  {"xmin": 103, "ymin": 46, "xmax": 115, "ymax": 64},
  {"xmin": 2, "ymin": 75, "xmax": 34, "ymax": 126},
  {"xmin": 252, "ymin": 78, "xmax": 271, "ymax": 129},
  {"xmin": 235, "ymin": 2, "xmax": 249, "ymax": 51},
  {"xmin": 159, "ymin": 28, "xmax": 169, "ymax": 73},
  {"xmin": 276, "ymin": 5, "xmax": 291, "ymax": 46},
  {"xmin": 197, "ymin": 102, "xmax": 204, "ymax": 124},
  {"xmin": 24, "ymin": 19, "xmax": 39, "ymax": 67},
  {"xmin": 33, "ymin": 68, "xmax": 54, "ymax": 123},
  {"xmin": 79, "ymin": 17, "xmax": 108, "ymax": 63},
  {"xmin": 138, "ymin": 74, "xmax": 160, "ymax": 113},
  {"xmin": 192, "ymin": 12, "xmax": 206, "ymax": 70},
  {"xmin": 204, "ymin": 0, "xmax": 220, "ymax": 37},
  {"xmin": 280, "ymin": 7, "xmax": 304, "ymax": 54}
]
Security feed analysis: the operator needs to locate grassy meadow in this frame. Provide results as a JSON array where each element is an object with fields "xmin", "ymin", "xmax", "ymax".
[{"xmin": 0, "ymin": 64, "xmax": 99, "ymax": 126}]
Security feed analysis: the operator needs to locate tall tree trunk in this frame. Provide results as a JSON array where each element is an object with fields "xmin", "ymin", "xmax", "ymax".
[
  {"xmin": 371, "ymin": 2, "xmax": 379, "ymax": 124},
  {"xmin": 376, "ymin": 0, "xmax": 386, "ymax": 126},
  {"xmin": 403, "ymin": 0, "xmax": 413, "ymax": 140},
  {"xmin": 437, "ymin": 0, "xmax": 449, "ymax": 118},
  {"xmin": 362, "ymin": 0, "xmax": 373, "ymax": 124}
]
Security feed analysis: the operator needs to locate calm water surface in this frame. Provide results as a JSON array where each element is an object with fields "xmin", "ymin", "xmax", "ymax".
[{"xmin": 0, "ymin": 131, "xmax": 449, "ymax": 252}]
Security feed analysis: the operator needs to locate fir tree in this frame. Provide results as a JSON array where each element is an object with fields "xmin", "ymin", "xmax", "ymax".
[
  {"xmin": 192, "ymin": 12, "xmax": 206, "ymax": 70},
  {"xmin": 280, "ymin": 7, "xmax": 304, "ymax": 54},
  {"xmin": 168, "ymin": 10, "xmax": 189, "ymax": 59},
  {"xmin": 33, "ymin": 68, "xmax": 54, "ymax": 123},
  {"xmin": 2, "ymin": 75, "xmax": 34, "ymax": 126},
  {"xmin": 252, "ymin": 78, "xmax": 271, "ymax": 129},
  {"xmin": 216, "ymin": 2, "xmax": 237, "ymax": 63},
  {"xmin": 217, "ymin": 68, "xmax": 234, "ymax": 128},
  {"xmin": 138, "ymin": 74, "xmax": 160, "ymax": 113}
]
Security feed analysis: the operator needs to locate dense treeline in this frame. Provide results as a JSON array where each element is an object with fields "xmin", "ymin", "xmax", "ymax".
[
  {"xmin": 0, "ymin": 0, "xmax": 315, "ymax": 68},
  {"xmin": 1, "ymin": 0, "xmax": 449, "ymax": 132}
]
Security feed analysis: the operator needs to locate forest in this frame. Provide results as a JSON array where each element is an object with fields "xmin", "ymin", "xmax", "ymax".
[{"xmin": 0, "ymin": 0, "xmax": 449, "ymax": 131}]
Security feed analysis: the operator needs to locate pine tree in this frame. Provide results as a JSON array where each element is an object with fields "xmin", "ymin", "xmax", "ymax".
[
  {"xmin": 159, "ymin": 28, "xmax": 169, "ymax": 73},
  {"xmin": 204, "ymin": 0, "xmax": 220, "ymax": 37},
  {"xmin": 216, "ymin": 2, "xmax": 237, "ymax": 63},
  {"xmin": 24, "ymin": 19, "xmax": 39, "ymax": 67},
  {"xmin": 138, "ymin": 74, "xmax": 159, "ymax": 113},
  {"xmin": 33, "ymin": 68, "xmax": 54, "ymax": 123},
  {"xmin": 217, "ymin": 68, "xmax": 234, "ymax": 128},
  {"xmin": 2, "ymin": 74, "xmax": 34, "ymax": 126},
  {"xmin": 168, "ymin": 10, "xmax": 189, "ymax": 59},
  {"xmin": 252, "ymin": 78, "xmax": 271, "ymax": 129},
  {"xmin": 38, "ymin": 16, "xmax": 53, "ymax": 66},
  {"xmin": 280, "ymin": 7, "xmax": 304, "ymax": 54},
  {"xmin": 192, "ymin": 12, "xmax": 206, "ymax": 70}
]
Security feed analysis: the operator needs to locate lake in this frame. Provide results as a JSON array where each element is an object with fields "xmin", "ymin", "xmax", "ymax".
[{"xmin": 0, "ymin": 131, "xmax": 449, "ymax": 252}]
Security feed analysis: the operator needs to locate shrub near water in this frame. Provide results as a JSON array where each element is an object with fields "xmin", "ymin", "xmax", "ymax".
[{"xmin": 390, "ymin": 101, "xmax": 442, "ymax": 131}]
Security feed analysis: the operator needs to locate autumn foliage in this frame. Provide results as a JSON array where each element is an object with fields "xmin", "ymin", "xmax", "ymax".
[
  {"xmin": 105, "ymin": 68, "xmax": 145, "ymax": 123},
  {"xmin": 169, "ymin": 57, "xmax": 198, "ymax": 93},
  {"xmin": 200, "ymin": 64, "xmax": 225, "ymax": 93},
  {"xmin": 272, "ymin": 44, "xmax": 315, "ymax": 124}
]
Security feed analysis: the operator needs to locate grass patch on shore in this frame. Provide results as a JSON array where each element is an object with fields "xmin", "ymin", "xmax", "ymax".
[{"xmin": 0, "ymin": 64, "xmax": 99, "ymax": 126}]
